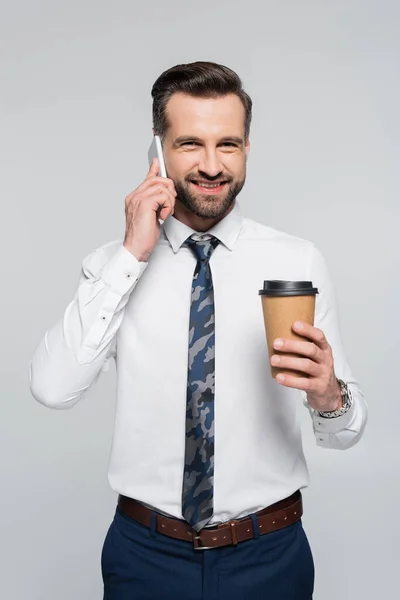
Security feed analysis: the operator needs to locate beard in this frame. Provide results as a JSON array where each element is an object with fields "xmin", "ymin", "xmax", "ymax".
[{"xmin": 173, "ymin": 170, "xmax": 246, "ymax": 221}]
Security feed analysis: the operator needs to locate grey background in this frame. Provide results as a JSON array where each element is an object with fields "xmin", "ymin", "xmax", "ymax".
[{"xmin": 1, "ymin": 0, "xmax": 398, "ymax": 598}]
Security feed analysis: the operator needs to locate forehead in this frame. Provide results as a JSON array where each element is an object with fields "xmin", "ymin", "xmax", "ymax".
[{"xmin": 165, "ymin": 93, "xmax": 245, "ymax": 138}]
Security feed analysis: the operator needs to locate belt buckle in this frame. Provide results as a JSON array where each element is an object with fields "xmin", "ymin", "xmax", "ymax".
[
  {"xmin": 193, "ymin": 518, "xmax": 240, "ymax": 550},
  {"xmin": 192, "ymin": 530, "xmax": 213, "ymax": 551}
]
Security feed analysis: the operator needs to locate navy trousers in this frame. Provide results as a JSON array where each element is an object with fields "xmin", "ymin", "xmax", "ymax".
[{"xmin": 101, "ymin": 506, "xmax": 315, "ymax": 599}]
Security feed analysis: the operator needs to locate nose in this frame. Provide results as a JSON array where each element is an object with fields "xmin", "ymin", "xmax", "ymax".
[{"xmin": 198, "ymin": 148, "xmax": 223, "ymax": 178}]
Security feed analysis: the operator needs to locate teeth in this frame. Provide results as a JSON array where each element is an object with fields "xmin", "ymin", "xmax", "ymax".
[{"xmin": 195, "ymin": 182, "xmax": 224, "ymax": 188}]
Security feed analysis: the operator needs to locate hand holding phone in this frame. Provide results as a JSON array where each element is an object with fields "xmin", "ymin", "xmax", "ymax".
[{"xmin": 122, "ymin": 138, "xmax": 176, "ymax": 262}]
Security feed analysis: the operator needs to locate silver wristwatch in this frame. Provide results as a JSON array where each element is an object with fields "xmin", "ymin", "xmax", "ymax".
[{"xmin": 317, "ymin": 378, "xmax": 353, "ymax": 418}]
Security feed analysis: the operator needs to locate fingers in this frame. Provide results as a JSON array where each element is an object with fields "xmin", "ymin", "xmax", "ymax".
[
  {"xmin": 127, "ymin": 171, "xmax": 176, "ymax": 202},
  {"xmin": 274, "ymin": 373, "xmax": 313, "ymax": 390},
  {"xmin": 154, "ymin": 176, "xmax": 176, "ymax": 198},
  {"xmin": 273, "ymin": 338, "xmax": 322, "ymax": 362},
  {"xmin": 270, "ymin": 354, "xmax": 319, "ymax": 377},
  {"xmin": 292, "ymin": 322, "xmax": 329, "ymax": 350},
  {"xmin": 124, "ymin": 162, "xmax": 177, "ymax": 224},
  {"xmin": 146, "ymin": 157, "xmax": 160, "ymax": 180},
  {"xmin": 142, "ymin": 183, "xmax": 176, "ymax": 218},
  {"xmin": 145, "ymin": 158, "xmax": 176, "ymax": 196},
  {"xmin": 144, "ymin": 183, "xmax": 176, "ymax": 204}
]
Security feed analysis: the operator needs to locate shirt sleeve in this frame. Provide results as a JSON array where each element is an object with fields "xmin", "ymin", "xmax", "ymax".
[
  {"xmin": 300, "ymin": 245, "xmax": 368, "ymax": 450},
  {"xmin": 29, "ymin": 241, "xmax": 147, "ymax": 410}
]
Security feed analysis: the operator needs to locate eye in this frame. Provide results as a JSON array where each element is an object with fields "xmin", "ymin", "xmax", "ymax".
[{"xmin": 182, "ymin": 141, "xmax": 199, "ymax": 147}]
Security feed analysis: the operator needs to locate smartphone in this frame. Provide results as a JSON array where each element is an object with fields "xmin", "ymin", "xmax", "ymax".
[{"xmin": 148, "ymin": 135, "xmax": 167, "ymax": 178}]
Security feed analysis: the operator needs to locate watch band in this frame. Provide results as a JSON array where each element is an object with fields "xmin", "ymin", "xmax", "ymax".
[{"xmin": 317, "ymin": 378, "xmax": 353, "ymax": 418}]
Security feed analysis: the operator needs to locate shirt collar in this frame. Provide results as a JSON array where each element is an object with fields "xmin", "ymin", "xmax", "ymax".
[{"xmin": 163, "ymin": 200, "xmax": 244, "ymax": 253}]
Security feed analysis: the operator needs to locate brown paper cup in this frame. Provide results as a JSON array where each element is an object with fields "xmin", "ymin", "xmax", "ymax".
[{"xmin": 259, "ymin": 281, "xmax": 318, "ymax": 380}]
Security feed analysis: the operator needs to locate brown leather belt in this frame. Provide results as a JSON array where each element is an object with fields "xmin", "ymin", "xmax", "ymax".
[{"xmin": 118, "ymin": 490, "xmax": 302, "ymax": 550}]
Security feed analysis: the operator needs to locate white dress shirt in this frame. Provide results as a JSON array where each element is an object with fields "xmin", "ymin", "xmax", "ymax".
[{"xmin": 30, "ymin": 201, "xmax": 368, "ymax": 524}]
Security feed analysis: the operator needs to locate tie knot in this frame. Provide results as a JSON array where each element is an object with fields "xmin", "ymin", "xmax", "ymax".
[{"xmin": 185, "ymin": 235, "xmax": 220, "ymax": 262}]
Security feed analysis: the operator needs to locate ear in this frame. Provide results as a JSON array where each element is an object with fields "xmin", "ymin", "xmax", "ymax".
[
  {"xmin": 152, "ymin": 127, "xmax": 155, "ymax": 136},
  {"xmin": 245, "ymin": 138, "xmax": 251, "ymax": 158}
]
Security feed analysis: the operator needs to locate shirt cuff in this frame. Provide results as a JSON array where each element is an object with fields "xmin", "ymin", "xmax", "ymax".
[
  {"xmin": 101, "ymin": 245, "xmax": 148, "ymax": 296},
  {"xmin": 301, "ymin": 390, "xmax": 357, "ymax": 434},
  {"xmin": 312, "ymin": 401, "xmax": 356, "ymax": 433}
]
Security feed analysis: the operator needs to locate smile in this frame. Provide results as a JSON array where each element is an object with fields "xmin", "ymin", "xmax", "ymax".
[{"xmin": 190, "ymin": 181, "xmax": 228, "ymax": 193}]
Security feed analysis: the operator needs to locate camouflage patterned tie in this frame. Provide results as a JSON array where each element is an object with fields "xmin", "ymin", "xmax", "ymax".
[{"xmin": 182, "ymin": 234, "xmax": 220, "ymax": 532}]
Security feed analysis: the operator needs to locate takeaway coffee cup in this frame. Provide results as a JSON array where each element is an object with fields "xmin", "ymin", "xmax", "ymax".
[{"xmin": 258, "ymin": 281, "xmax": 319, "ymax": 379}]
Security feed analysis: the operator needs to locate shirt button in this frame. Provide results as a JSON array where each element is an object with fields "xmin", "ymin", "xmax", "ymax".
[{"xmin": 125, "ymin": 273, "xmax": 132, "ymax": 279}]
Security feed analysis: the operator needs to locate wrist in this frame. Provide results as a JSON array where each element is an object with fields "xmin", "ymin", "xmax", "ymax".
[
  {"xmin": 317, "ymin": 378, "xmax": 353, "ymax": 418},
  {"xmin": 310, "ymin": 382, "xmax": 342, "ymax": 413}
]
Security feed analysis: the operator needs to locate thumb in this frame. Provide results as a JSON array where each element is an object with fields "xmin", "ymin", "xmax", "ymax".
[{"xmin": 146, "ymin": 157, "xmax": 159, "ymax": 179}]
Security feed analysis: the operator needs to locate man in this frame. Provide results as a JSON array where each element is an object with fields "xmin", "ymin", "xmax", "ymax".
[{"xmin": 30, "ymin": 61, "xmax": 368, "ymax": 599}]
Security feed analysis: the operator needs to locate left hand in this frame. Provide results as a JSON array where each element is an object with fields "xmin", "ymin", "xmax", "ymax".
[{"xmin": 271, "ymin": 321, "xmax": 342, "ymax": 412}]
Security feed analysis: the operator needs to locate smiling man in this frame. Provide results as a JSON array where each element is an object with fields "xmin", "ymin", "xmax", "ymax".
[{"xmin": 30, "ymin": 61, "xmax": 368, "ymax": 600}]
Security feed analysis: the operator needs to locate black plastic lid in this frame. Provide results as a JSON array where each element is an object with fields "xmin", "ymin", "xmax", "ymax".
[{"xmin": 258, "ymin": 280, "xmax": 319, "ymax": 297}]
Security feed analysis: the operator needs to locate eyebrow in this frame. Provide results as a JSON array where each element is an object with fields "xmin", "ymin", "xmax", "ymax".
[{"xmin": 172, "ymin": 136, "xmax": 245, "ymax": 146}]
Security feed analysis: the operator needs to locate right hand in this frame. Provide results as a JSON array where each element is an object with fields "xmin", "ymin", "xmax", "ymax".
[{"xmin": 123, "ymin": 158, "xmax": 177, "ymax": 262}]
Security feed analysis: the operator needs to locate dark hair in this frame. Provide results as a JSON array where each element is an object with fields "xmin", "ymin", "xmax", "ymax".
[{"xmin": 151, "ymin": 61, "xmax": 252, "ymax": 141}]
